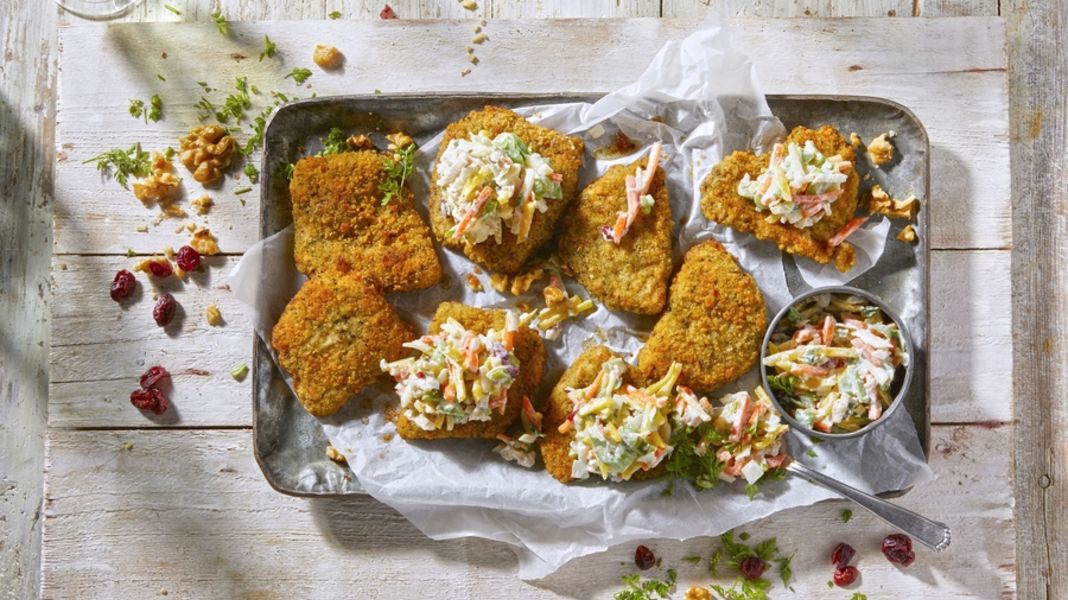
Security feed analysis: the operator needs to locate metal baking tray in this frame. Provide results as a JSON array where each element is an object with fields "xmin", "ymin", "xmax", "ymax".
[{"xmin": 253, "ymin": 93, "xmax": 930, "ymax": 497}]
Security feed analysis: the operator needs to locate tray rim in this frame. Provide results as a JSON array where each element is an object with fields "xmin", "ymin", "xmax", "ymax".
[{"xmin": 252, "ymin": 92, "xmax": 932, "ymax": 499}]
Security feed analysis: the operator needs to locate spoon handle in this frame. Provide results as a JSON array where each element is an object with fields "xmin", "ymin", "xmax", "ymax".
[{"xmin": 786, "ymin": 461, "xmax": 951, "ymax": 551}]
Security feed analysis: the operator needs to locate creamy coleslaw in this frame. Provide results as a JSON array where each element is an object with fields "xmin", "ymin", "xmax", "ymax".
[{"xmin": 737, "ymin": 140, "xmax": 852, "ymax": 228}]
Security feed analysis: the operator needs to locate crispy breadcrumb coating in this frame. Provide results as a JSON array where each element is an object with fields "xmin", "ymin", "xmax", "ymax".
[
  {"xmin": 290, "ymin": 151, "xmax": 441, "ymax": 292},
  {"xmin": 429, "ymin": 106, "xmax": 584, "ymax": 274},
  {"xmin": 558, "ymin": 158, "xmax": 673, "ymax": 314},
  {"xmin": 700, "ymin": 125, "xmax": 860, "ymax": 272},
  {"xmin": 272, "ymin": 274, "xmax": 414, "ymax": 417},
  {"xmin": 393, "ymin": 302, "xmax": 546, "ymax": 440},
  {"xmin": 539, "ymin": 345, "xmax": 664, "ymax": 483},
  {"xmin": 638, "ymin": 239, "xmax": 766, "ymax": 393}
]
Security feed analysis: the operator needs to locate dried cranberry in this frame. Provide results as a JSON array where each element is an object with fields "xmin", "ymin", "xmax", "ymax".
[
  {"xmin": 140, "ymin": 365, "xmax": 170, "ymax": 389},
  {"xmin": 379, "ymin": 3, "xmax": 396, "ymax": 19},
  {"xmin": 110, "ymin": 269, "xmax": 136, "ymax": 302},
  {"xmin": 739, "ymin": 556, "xmax": 766, "ymax": 581},
  {"xmin": 882, "ymin": 533, "xmax": 915, "ymax": 567},
  {"xmin": 147, "ymin": 260, "xmax": 173, "ymax": 278},
  {"xmin": 833, "ymin": 565, "xmax": 859, "ymax": 587},
  {"xmin": 634, "ymin": 544, "xmax": 655, "ymax": 570},
  {"xmin": 175, "ymin": 245, "xmax": 201, "ymax": 272},
  {"xmin": 130, "ymin": 387, "xmax": 168, "ymax": 415},
  {"xmin": 831, "ymin": 542, "xmax": 856, "ymax": 569},
  {"xmin": 153, "ymin": 293, "xmax": 177, "ymax": 326}
]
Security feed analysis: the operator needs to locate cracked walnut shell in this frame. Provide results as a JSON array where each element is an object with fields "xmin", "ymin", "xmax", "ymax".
[{"xmin": 179, "ymin": 124, "xmax": 235, "ymax": 184}]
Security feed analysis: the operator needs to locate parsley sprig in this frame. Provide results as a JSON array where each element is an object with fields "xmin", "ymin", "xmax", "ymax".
[
  {"xmin": 317, "ymin": 127, "xmax": 348, "ymax": 156},
  {"xmin": 83, "ymin": 143, "xmax": 151, "ymax": 189},
  {"xmin": 379, "ymin": 143, "xmax": 416, "ymax": 205},
  {"xmin": 211, "ymin": 10, "xmax": 228, "ymax": 36},
  {"xmin": 704, "ymin": 531, "xmax": 794, "ymax": 600},
  {"xmin": 259, "ymin": 35, "xmax": 276, "ymax": 61},
  {"xmin": 284, "ymin": 67, "xmax": 312, "ymax": 85},
  {"xmin": 614, "ymin": 569, "xmax": 676, "ymax": 600}
]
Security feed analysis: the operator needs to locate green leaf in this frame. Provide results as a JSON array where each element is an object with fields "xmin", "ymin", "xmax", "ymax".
[
  {"xmin": 284, "ymin": 67, "xmax": 312, "ymax": 85},
  {"xmin": 243, "ymin": 163, "xmax": 260, "ymax": 184},
  {"xmin": 148, "ymin": 94, "xmax": 162, "ymax": 122},
  {"xmin": 259, "ymin": 35, "xmax": 277, "ymax": 61},
  {"xmin": 379, "ymin": 143, "xmax": 417, "ymax": 206},
  {"xmin": 82, "ymin": 143, "xmax": 151, "ymax": 189},
  {"xmin": 230, "ymin": 364, "xmax": 249, "ymax": 381},
  {"xmin": 328, "ymin": 10, "xmax": 342, "ymax": 19},
  {"xmin": 317, "ymin": 127, "xmax": 348, "ymax": 157},
  {"xmin": 211, "ymin": 10, "xmax": 228, "ymax": 36},
  {"xmin": 840, "ymin": 508, "xmax": 853, "ymax": 523},
  {"xmin": 163, "ymin": 3, "xmax": 180, "ymax": 15}
]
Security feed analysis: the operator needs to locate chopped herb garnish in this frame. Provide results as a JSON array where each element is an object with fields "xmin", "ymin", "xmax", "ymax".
[
  {"xmin": 240, "ymin": 105, "xmax": 275, "ymax": 157},
  {"xmin": 373, "ymin": 88, "xmax": 382, "ymax": 95},
  {"xmin": 243, "ymin": 163, "xmax": 260, "ymax": 183},
  {"xmin": 284, "ymin": 67, "xmax": 312, "ymax": 85},
  {"xmin": 164, "ymin": 3, "xmax": 180, "ymax": 15},
  {"xmin": 328, "ymin": 10, "xmax": 342, "ymax": 19},
  {"xmin": 379, "ymin": 142, "xmax": 416, "ymax": 205},
  {"xmin": 806, "ymin": 449, "xmax": 818, "ymax": 458},
  {"xmin": 613, "ymin": 569, "xmax": 676, "ymax": 600},
  {"xmin": 851, "ymin": 593, "xmax": 869, "ymax": 600},
  {"xmin": 280, "ymin": 162, "xmax": 295, "ymax": 181},
  {"xmin": 126, "ymin": 248, "xmax": 137, "ymax": 257},
  {"xmin": 776, "ymin": 554, "xmax": 794, "ymax": 589},
  {"xmin": 230, "ymin": 364, "xmax": 249, "ymax": 381},
  {"xmin": 840, "ymin": 508, "xmax": 853, "ymax": 523},
  {"xmin": 259, "ymin": 35, "xmax": 276, "ymax": 61},
  {"xmin": 211, "ymin": 10, "xmax": 228, "ymax": 36},
  {"xmin": 197, "ymin": 81, "xmax": 213, "ymax": 92},
  {"xmin": 234, "ymin": 186, "xmax": 252, "ymax": 195},
  {"xmin": 83, "ymin": 144, "xmax": 151, "ymax": 189},
  {"xmin": 317, "ymin": 127, "xmax": 347, "ymax": 156},
  {"xmin": 235, "ymin": 76, "xmax": 249, "ymax": 94},
  {"xmin": 194, "ymin": 96, "xmax": 217, "ymax": 121},
  {"xmin": 682, "ymin": 555, "xmax": 702, "ymax": 565},
  {"xmin": 163, "ymin": 146, "xmax": 176, "ymax": 159},
  {"xmin": 701, "ymin": 532, "xmax": 794, "ymax": 600},
  {"xmin": 128, "ymin": 98, "xmax": 145, "ymax": 121},
  {"xmin": 156, "ymin": 73, "xmax": 166, "ymax": 81},
  {"xmin": 148, "ymin": 94, "xmax": 162, "ymax": 122}
]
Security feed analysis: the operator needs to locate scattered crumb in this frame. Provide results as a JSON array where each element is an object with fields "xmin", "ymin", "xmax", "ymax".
[
  {"xmin": 136, "ymin": 225, "xmax": 148, "ymax": 233},
  {"xmin": 867, "ymin": 185, "xmax": 920, "ymax": 220},
  {"xmin": 382, "ymin": 432, "xmax": 394, "ymax": 442},
  {"xmin": 58, "ymin": 263, "xmax": 68, "ymax": 271},
  {"xmin": 192, "ymin": 195, "xmax": 213, "ymax": 215},
  {"xmin": 888, "ymin": 9, "xmax": 897, "ymax": 16},
  {"xmin": 684, "ymin": 587, "xmax": 712, "ymax": 600},
  {"xmin": 190, "ymin": 227, "xmax": 219, "ymax": 255},
  {"xmin": 897, "ymin": 224, "xmax": 918, "ymax": 244},
  {"xmin": 464, "ymin": 272, "xmax": 484, "ymax": 292},
  {"xmin": 312, "ymin": 43, "xmax": 344, "ymax": 70},
  {"xmin": 325, "ymin": 445, "xmax": 348, "ymax": 465},
  {"xmin": 471, "ymin": 33, "xmax": 487, "ymax": 44},
  {"xmin": 132, "ymin": 256, "xmax": 171, "ymax": 275},
  {"xmin": 460, "ymin": 68, "xmax": 471, "ymax": 77},
  {"xmin": 346, "ymin": 134, "xmax": 374, "ymax": 150},
  {"xmin": 161, "ymin": 51, "xmax": 167, "ymax": 59},
  {"xmin": 867, "ymin": 130, "xmax": 895, "ymax": 167},
  {"xmin": 488, "ymin": 266, "xmax": 545, "ymax": 295},
  {"xmin": 489, "ymin": 272, "xmax": 509, "ymax": 293},
  {"xmin": 205, "ymin": 304, "xmax": 223, "ymax": 326},
  {"xmin": 472, "ymin": 266, "xmax": 482, "ymax": 274},
  {"xmin": 472, "ymin": 25, "xmax": 481, "ymax": 34},
  {"xmin": 467, "ymin": 54, "xmax": 479, "ymax": 65},
  {"xmin": 159, "ymin": 589, "xmax": 168, "ymax": 597},
  {"xmin": 163, "ymin": 246, "xmax": 175, "ymax": 259},
  {"xmin": 460, "ymin": 0, "xmax": 478, "ymax": 9},
  {"xmin": 849, "ymin": 132, "xmax": 861, "ymax": 148},
  {"xmin": 120, "ymin": 441, "xmax": 134, "ymax": 451},
  {"xmin": 593, "ymin": 130, "xmax": 638, "ymax": 160}
]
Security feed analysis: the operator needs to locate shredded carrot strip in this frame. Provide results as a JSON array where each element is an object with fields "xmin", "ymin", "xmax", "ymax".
[
  {"xmin": 829, "ymin": 216, "xmax": 868, "ymax": 247},
  {"xmin": 452, "ymin": 186, "xmax": 494, "ymax": 240}
]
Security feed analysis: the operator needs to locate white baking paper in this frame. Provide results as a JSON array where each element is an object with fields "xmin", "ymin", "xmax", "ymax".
[{"xmin": 230, "ymin": 17, "xmax": 933, "ymax": 580}]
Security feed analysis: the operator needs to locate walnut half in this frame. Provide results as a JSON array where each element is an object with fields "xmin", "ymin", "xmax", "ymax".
[
  {"xmin": 179, "ymin": 124, "xmax": 235, "ymax": 184},
  {"xmin": 132, "ymin": 153, "xmax": 181, "ymax": 207}
]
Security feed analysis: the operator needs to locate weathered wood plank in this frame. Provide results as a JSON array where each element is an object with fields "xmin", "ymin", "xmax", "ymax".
[
  {"xmin": 47, "ymin": 249, "xmax": 1010, "ymax": 427},
  {"xmin": 918, "ymin": 0, "xmax": 999, "ymax": 16},
  {"xmin": 53, "ymin": 18, "xmax": 1009, "ymax": 255},
  {"xmin": 661, "ymin": 0, "xmax": 912, "ymax": 17},
  {"xmin": 40, "ymin": 425, "xmax": 1014, "ymax": 599},
  {"xmin": 0, "ymin": 1, "xmax": 56, "ymax": 598},
  {"xmin": 1004, "ymin": 0, "xmax": 1067, "ymax": 598}
]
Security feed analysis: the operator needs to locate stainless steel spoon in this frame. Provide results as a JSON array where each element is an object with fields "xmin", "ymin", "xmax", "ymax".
[{"xmin": 787, "ymin": 460, "xmax": 951, "ymax": 551}]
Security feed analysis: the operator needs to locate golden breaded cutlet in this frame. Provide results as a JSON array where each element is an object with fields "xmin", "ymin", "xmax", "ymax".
[
  {"xmin": 393, "ymin": 302, "xmax": 546, "ymax": 441},
  {"xmin": 638, "ymin": 239, "xmax": 766, "ymax": 393},
  {"xmin": 272, "ymin": 273, "xmax": 414, "ymax": 417},
  {"xmin": 558, "ymin": 158, "xmax": 673, "ymax": 315},
  {"xmin": 700, "ymin": 125, "xmax": 860, "ymax": 272},
  {"xmin": 290, "ymin": 150, "xmax": 441, "ymax": 292},
  {"xmin": 539, "ymin": 345, "xmax": 664, "ymax": 484},
  {"xmin": 429, "ymin": 105, "xmax": 584, "ymax": 274}
]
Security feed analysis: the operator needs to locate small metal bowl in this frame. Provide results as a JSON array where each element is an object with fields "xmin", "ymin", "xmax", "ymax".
[{"xmin": 760, "ymin": 285, "xmax": 914, "ymax": 441}]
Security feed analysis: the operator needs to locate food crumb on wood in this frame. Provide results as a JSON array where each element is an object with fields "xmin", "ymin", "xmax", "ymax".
[
  {"xmin": 866, "ymin": 130, "xmax": 895, "ymax": 166},
  {"xmin": 471, "ymin": 33, "xmax": 487, "ymax": 44},
  {"xmin": 382, "ymin": 432, "xmax": 394, "ymax": 442},
  {"xmin": 190, "ymin": 227, "xmax": 219, "ymax": 255},
  {"xmin": 159, "ymin": 589, "xmax": 168, "ymax": 596},
  {"xmin": 192, "ymin": 195, "xmax": 213, "ymax": 215},
  {"xmin": 120, "ymin": 441, "xmax": 134, "ymax": 451},
  {"xmin": 467, "ymin": 54, "xmax": 479, "ymax": 65},
  {"xmin": 897, "ymin": 224, "xmax": 918, "ymax": 244},
  {"xmin": 325, "ymin": 444, "xmax": 347, "ymax": 465},
  {"xmin": 460, "ymin": 0, "xmax": 478, "ymax": 10},
  {"xmin": 465, "ymin": 272, "xmax": 484, "ymax": 292},
  {"xmin": 460, "ymin": 68, "xmax": 472, "ymax": 77},
  {"xmin": 163, "ymin": 245, "xmax": 174, "ymax": 259},
  {"xmin": 205, "ymin": 303, "xmax": 223, "ymax": 326},
  {"xmin": 684, "ymin": 587, "xmax": 712, "ymax": 600},
  {"xmin": 313, "ymin": 43, "xmax": 344, "ymax": 70}
]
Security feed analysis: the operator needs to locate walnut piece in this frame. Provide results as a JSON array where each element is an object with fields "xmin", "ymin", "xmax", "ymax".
[
  {"xmin": 179, "ymin": 124, "xmax": 235, "ymax": 184},
  {"xmin": 191, "ymin": 195, "xmax": 213, "ymax": 215},
  {"xmin": 132, "ymin": 153, "xmax": 181, "ymax": 207},
  {"xmin": 867, "ymin": 185, "xmax": 919, "ymax": 220},
  {"xmin": 190, "ymin": 227, "xmax": 219, "ymax": 255},
  {"xmin": 897, "ymin": 224, "xmax": 918, "ymax": 244},
  {"xmin": 313, "ymin": 44, "xmax": 344, "ymax": 70},
  {"xmin": 684, "ymin": 587, "xmax": 712, "ymax": 600},
  {"xmin": 386, "ymin": 132, "xmax": 414, "ymax": 151},
  {"xmin": 325, "ymin": 445, "xmax": 347, "ymax": 465},
  {"xmin": 866, "ymin": 130, "xmax": 895, "ymax": 167},
  {"xmin": 346, "ymin": 134, "xmax": 374, "ymax": 151}
]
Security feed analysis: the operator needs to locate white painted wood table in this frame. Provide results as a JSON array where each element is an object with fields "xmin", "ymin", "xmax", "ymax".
[{"xmin": 13, "ymin": 1, "xmax": 1065, "ymax": 598}]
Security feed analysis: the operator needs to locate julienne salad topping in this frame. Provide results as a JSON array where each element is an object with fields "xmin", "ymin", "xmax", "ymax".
[
  {"xmin": 737, "ymin": 140, "xmax": 852, "ymax": 229},
  {"xmin": 493, "ymin": 396, "xmax": 544, "ymax": 468},
  {"xmin": 763, "ymin": 293, "xmax": 909, "ymax": 433},
  {"xmin": 380, "ymin": 314, "xmax": 521, "ymax": 432},
  {"xmin": 561, "ymin": 360, "xmax": 683, "ymax": 482},
  {"xmin": 602, "ymin": 142, "xmax": 662, "ymax": 244},
  {"xmin": 667, "ymin": 386, "xmax": 790, "ymax": 492},
  {"xmin": 435, "ymin": 131, "xmax": 563, "ymax": 244}
]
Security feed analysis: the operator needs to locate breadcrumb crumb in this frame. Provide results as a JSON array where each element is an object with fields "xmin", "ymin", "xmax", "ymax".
[
  {"xmin": 205, "ymin": 303, "xmax": 223, "ymax": 326},
  {"xmin": 325, "ymin": 444, "xmax": 348, "ymax": 464},
  {"xmin": 867, "ymin": 131, "xmax": 895, "ymax": 166},
  {"xmin": 897, "ymin": 224, "xmax": 918, "ymax": 243}
]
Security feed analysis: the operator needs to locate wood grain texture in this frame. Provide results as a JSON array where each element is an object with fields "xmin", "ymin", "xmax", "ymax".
[
  {"xmin": 46, "ymin": 249, "xmax": 1011, "ymax": 428},
  {"xmin": 661, "ymin": 0, "xmax": 912, "ymax": 17},
  {"xmin": 1004, "ymin": 0, "xmax": 1067, "ymax": 598},
  {"xmin": 918, "ymin": 0, "xmax": 999, "ymax": 16},
  {"xmin": 41, "ymin": 425, "xmax": 1014, "ymax": 599},
  {"xmin": 0, "ymin": 2, "xmax": 56, "ymax": 599},
  {"xmin": 52, "ymin": 17, "xmax": 1009, "ymax": 255}
]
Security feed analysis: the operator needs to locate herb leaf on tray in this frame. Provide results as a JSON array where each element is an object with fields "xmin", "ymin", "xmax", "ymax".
[{"xmin": 379, "ymin": 143, "xmax": 416, "ymax": 206}]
